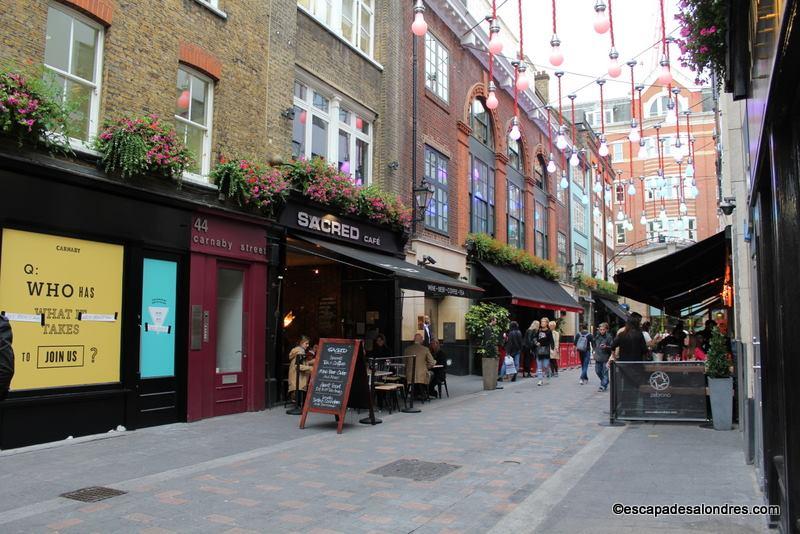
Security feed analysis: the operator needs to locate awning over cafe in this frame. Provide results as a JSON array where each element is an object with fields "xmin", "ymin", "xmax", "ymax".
[
  {"xmin": 292, "ymin": 237, "xmax": 484, "ymax": 299},
  {"xmin": 615, "ymin": 229, "xmax": 730, "ymax": 315},
  {"xmin": 597, "ymin": 297, "xmax": 630, "ymax": 321},
  {"xmin": 479, "ymin": 261, "xmax": 582, "ymax": 313}
]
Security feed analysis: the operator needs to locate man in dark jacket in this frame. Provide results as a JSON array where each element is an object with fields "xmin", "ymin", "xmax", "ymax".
[
  {"xmin": 0, "ymin": 314, "xmax": 14, "ymax": 401},
  {"xmin": 592, "ymin": 322, "xmax": 613, "ymax": 391},
  {"xmin": 503, "ymin": 321, "xmax": 524, "ymax": 382}
]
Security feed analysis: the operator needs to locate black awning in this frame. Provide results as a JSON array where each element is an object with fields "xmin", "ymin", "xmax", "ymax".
[
  {"xmin": 294, "ymin": 238, "xmax": 484, "ymax": 299},
  {"xmin": 615, "ymin": 230, "xmax": 729, "ymax": 315},
  {"xmin": 597, "ymin": 297, "xmax": 630, "ymax": 321},
  {"xmin": 479, "ymin": 261, "xmax": 582, "ymax": 313}
]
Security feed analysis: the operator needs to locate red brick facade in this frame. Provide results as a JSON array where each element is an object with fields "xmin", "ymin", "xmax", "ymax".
[
  {"xmin": 57, "ymin": 0, "xmax": 115, "ymax": 26},
  {"xmin": 179, "ymin": 42, "xmax": 222, "ymax": 80}
]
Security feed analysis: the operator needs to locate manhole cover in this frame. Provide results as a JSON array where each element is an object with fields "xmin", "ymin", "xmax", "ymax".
[
  {"xmin": 369, "ymin": 459, "xmax": 460, "ymax": 481},
  {"xmin": 60, "ymin": 486, "xmax": 127, "ymax": 502}
]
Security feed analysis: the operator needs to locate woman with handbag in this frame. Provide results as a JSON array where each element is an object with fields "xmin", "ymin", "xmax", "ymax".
[
  {"xmin": 535, "ymin": 317, "xmax": 555, "ymax": 386},
  {"xmin": 548, "ymin": 320, "xmax": 560, "ymax": 377}
]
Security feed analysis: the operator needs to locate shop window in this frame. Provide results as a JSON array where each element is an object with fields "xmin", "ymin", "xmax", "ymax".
[
  {"xmin": 470, "ymin": 155, "xmax": 495, "ymax": 236},
  {"xmin": 298, "ymin": 0, "xmax": 374, "ymax": 57},
  {"xmin": 424, "ymin": 146, "xmax": 449, "ymax": 233},
  {"xmin": 507, "ymin": 181, "xmax": 523, "ymax": 249},
  {"xmin": 292, "ymin": 78, "xmax": 372, "ymax": 184},
  {"xmin": 425, "ymin": 33, "xmax": 449, "ymax": 102},
  {"xmin": 44, "ymin": 3, "xmax": 103, "ymax": 144},
  {"xmin": 535, "ymin": 201, "xmax": 547, "ymax": 258},
  {"xmin": 175, "ymin": 67, "xmax": 213, "ymax": 178}
]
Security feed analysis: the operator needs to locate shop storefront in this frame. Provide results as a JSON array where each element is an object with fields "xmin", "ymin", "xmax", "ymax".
[
  {"xmin": 188, "ymin": 211, "xmax": 273, "ymax": 421},
  {"xmin": 0, "ymin": 156, "xmax": 191, "ymax": 449},
  {"xmin": 276, "ymin": 201, "xmax": 481, "ymax": 391}
]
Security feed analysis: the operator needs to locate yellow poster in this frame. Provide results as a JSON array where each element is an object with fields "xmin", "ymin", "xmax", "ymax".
[{"xmin": 0, "ymin": 229, "xmax": 123, "ymax": 390}]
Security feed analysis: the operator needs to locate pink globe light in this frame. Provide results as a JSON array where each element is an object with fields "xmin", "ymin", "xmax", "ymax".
[
  {"xmin": 177, "ymin": 90, "xmax": 190, "ymax": 110},
  {"xmin": 356, "ymin": 116, "xmax": 363, "ymax": 129},
  {"xmin": 658, "ymin": 64, "xmax": 673, "ymax": 85},
  {"xmin": 608, "ymin": 58, "xmax": 622, "ymax": 78},
  {"xmin": 593, "ymin": 11, "xmax": 610, "ymax": 34},
  {"xmin": 489, "ymin": 33, "xmax": 503, "ymax": 55},
  {"xmin": 486, "ymin": 90, "xmax": 499, "ymax": 110},
  {"xmin": 411, "ymin": 12, "xmax": 427, "ymax": 36},
  {"xmin": 516, "ymin": 72, "xmax": 530, "ymax": 92},
  {"xmin": 549, "ymin": 46, "xmax": 564, "ymax": 67}
]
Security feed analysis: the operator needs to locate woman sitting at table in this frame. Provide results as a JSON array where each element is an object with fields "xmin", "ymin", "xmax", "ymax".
[
  {"xmin": 368, "ymin": 333, "xmax": 391, "ymax": 359},
  {"xmin": 428, "ymin": 338, "xmax": 447, "ymax": 397},
  {"xmin": 288, "ymin": 335, "xmax": 314, "ymax": 405}
]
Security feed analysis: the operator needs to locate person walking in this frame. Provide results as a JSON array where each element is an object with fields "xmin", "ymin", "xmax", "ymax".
[
  {"xmin": 592, "ymin": 322, "xmax": 614, "ymax": 391},
  {"xmin": 575, "ymin": 323, "xmax": 593, "ymax": 385},
  {"xmin": 0, "ymin": 313, "xmax": 14, "ymax": 401},
  {"xmin": 609, "ymin": 316, "xmax": 649, "ymax": 363},
  {"xmin": 548, "ymin": 319, "xmax": 560, "ymax": 377},
  {"xmin": 523, "ymin": 320, "xmax": 540, "ymax": 378},
  {"xmin": 504, "ymin": 321, "xmax": 523, "ymax": 382},
  {"xmin": 535, "ymin": 317, "xmax": 554, "ymax": 386}
]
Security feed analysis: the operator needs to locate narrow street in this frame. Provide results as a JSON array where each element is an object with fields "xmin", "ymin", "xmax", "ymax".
[{"xmin": 0, "ymin": 368, "xmax": 765, "ymax": 533}]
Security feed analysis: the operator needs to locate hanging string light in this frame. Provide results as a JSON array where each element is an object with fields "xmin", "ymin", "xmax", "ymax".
[
  {"xmin": 569, "ymin": 94, "xmax": 580, "ymax": 167},
  {"xmin": 635, "ymin": 84, "xmax": 646, "ymax": 158},
  {"xmin": 678, "ymin": 161, "xmax": 687, "ymax": 215},
  {"xmin": 672, "ymin": 88, "xmax": 683, "ymax": 161},
  {"xmin": 549, "ymin": 0, "xmax": 564, "ymax": 66},
  {"xmin": 593, "ymin": 0, "xmax": 610, "ymax": 34},
  {"xmin": 684, "ymin": 110, "xmax": 694, "ymax": 177},
  {"xmin": 657, "ymin": 0, "xmax": 672, "ymax": 85},
  {"xmin": 607, "ymin": 0, "xmax": 621, "ymax": 78},
  {"xmin": 485, "ymin": 1, "xmax": 499, "ymax": 110},
  {"xmin": 626, "ymin": 60, "xmax": 640, "ymax": 142},
  {"xmin": 515, "ymin": 0, "xmax": 529, "ymax": 92},
  {"xmin": 411, "ymin": 0, "xmax": 428, "ymax": 36},
  {"xmin": 597, "ymin": 79, "xmax": 609, "ymax": 157},
  {"xmin": 555, "ymin": 71, "xmax": 568, "ymax": 150},
  {"xmin": 546, "ymin": 106, "xmax": 557, "ymax": 173},
  {"xmin": 639, "ymin": 176, "xmax": 647, "ymax": 225}
]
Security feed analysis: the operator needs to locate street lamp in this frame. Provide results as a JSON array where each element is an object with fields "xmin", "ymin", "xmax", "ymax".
[{"xmin": 412, "ymin": 176, "xmax": 434, "ymax": 229}]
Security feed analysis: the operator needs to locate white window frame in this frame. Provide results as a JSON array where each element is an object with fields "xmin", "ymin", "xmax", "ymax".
[
  {"xmin": 646, "ymin": 217, "xmax": 697, "ymax": 241},
  {"xmin": 293, "ymin": 73, "xmax": 374, "ymax": 185},
  {"xmin": 425, "ymin": 32, "xmax": 449, "ymax": 102},
  {"xmin": 593, "ymin": 212, "xmax": 603, "ymax": 240},
  {"xmin": 611, "ymin": 142, "xmax": 624, "ymax": 162},
  {"xmin": 615, "ymin": 222, "xmax": 626, "ymax": 244},
  {"xmin": 44, "ymin": 2, "xmax": 104, "ymax": 150},
  {"xmin": 646, "ymin": 93, "xmax": 689, "ymax": 118},
  {"xmin": 573, "ymin": 196, "xmax": 586, "ymax": 236},
  {"xmin": 298, "ymin": 0, "xmax": 375, "ymax": 59},
  {"xmin": 175, "ymin": 66, "xmax": 214, "ymax": 182},
  {"xmin": 606, "ymin": 217, "xmax": 614, "ymax": 245}
]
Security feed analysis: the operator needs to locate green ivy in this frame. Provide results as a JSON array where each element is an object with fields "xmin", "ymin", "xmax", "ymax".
[
  {"xmin": 465, "ymin": 302, "xmax": 510, "ymax": 357},
  {"xmin": 465, "ymin": 233, "xmax": 560, "ymax": 281}
]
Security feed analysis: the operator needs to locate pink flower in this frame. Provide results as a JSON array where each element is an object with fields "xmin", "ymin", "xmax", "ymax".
[{"xmin": 680, "ymin": 26, "xmax": 691, "ymax": 37}]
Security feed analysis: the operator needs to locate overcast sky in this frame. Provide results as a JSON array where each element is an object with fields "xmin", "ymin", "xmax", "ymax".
[{"xmin": 486, "ymin": 0, "xmax": 686, "ymax": 104}]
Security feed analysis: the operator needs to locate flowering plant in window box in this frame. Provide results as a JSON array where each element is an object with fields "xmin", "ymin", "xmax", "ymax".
[
  {"xmin": 674, "ymin": 0, "xmax": 727, "ymax": 85},
  {"xmin": 576, "ymin": 273, "xmax": 617, "ymax": 294},
  {"xmin": 211, "ymin": 158, "xmax": 291, "ymax": 216},
  {"xmin": 284, "ymin": 157, "xmax": 412, "ymax": 232},
  {"xmin": 94, "ymin": 115, "xmax": 192, "ymax": 179},
  {"xmin": 465, "ymin": 233, "xmax": 560, "ymax": 281},
  {"xmin": 0, "ymin": 66, "xmax": 73, "ymax": 153}
]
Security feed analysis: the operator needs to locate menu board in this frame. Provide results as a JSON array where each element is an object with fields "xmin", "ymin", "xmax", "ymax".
[{"xmin": 299, "ymin": 338, "xmax": 370, "ymax": 433}]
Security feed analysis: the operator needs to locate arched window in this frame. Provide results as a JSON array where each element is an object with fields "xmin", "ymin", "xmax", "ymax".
[
  {"xmin": 469, "ymin": 97, "xmax": 495, "ymax": 236},
  {"xmin": 647, "ymin": 95, "xmax": 685, "ymax": 117}
]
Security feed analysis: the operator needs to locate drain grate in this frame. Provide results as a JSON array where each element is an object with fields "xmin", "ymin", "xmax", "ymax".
[
  {"xmin": 369, "ymin": 459, "xmax": 461, "ymax": 482},
  {"xmin": 60, "ymin": 486, "xmax": 127, "ymax": 503}
]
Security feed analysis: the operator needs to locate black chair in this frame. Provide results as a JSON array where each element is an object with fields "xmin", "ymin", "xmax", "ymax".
[{"xmin": 436, "ymin": 360, "xmax": 450, "ymax": 398}]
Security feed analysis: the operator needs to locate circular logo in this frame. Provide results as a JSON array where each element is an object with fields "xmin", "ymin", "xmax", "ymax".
[{"xmin": 649, "ymin": 371, "xmax": 670, "ymax": 391}]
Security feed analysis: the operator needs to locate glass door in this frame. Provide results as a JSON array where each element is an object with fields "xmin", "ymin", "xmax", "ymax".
[{"xmin": 214, "ymin": 265, "xmax": 248, "ymax": 415}]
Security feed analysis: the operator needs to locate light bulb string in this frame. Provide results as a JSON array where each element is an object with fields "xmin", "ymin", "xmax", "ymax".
[
  {"xmin": 629, "ymin": 64, "xmax": 636, "ymax": 122},
  {"xmin": 678, "ymin": 162, "xmax": 684, "ymax": 204},
  {"xmin": 557, "ymin": 74, "xmax": 563, "ymax": 126},
  {"xmin": 552, "ymin": 0, "xmax": 557, "ymax": 35},
  {"xmin": 518, "ymin": 0, "xmax": 524, "ymax": 59},
  {"xmin": 547, "ymin": 106, "xmax": 554, "ymax": 155},
  {"xmin": 637, "ymin": 87, "xmax": 644, "ymax": 138},
  {"xmin": 675, "ymin": 93, "xmax": 681, "ymax": 144},
  {"xmin": 570, "ymin": 97, "xmax": 576, "ymax": 145},
  {"xmin": 659, "ymin": 0, "xmax": 667, "ymax": 55},
  {"xmin": 513, "ymin": 68, "xmax": 519, "ymax": 119},
  {"xmin": 686, "ymin": 113, "xmax": 693, "ymax": 159},
  {"xmin": 608, "ymin": 0, "xmax": 616, "ymax": 48},
  {"xmin": 599, "ymin": 82, "xmax": 605, "ymax": 136}
]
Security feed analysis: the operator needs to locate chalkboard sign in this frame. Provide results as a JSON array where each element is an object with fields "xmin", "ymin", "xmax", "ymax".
[{"xmin": 299, "ymin": 338, "xmax": 373, "ymax": 433}]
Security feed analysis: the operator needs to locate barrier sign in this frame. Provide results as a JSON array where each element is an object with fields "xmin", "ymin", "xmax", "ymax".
[{"xmin": 613, "ymin": 361, "xmax": 708, "ymax": 422}]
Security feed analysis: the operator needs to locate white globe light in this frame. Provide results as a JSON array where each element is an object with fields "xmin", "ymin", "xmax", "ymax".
[
  {"xmin": 640, "ymin": 213, "xmax": 647, "ymax": 225},
  {"xmin": 627, "ymin": 183, "xmax": 636, "ymax": 196},
  {"xmin": 616, "ymin": 210, "xmax": 624, "ymax": 221},
  {"xmin": 628, "ymin": 127, "xmax": 640, "ymax": 143},
  {"xmin": 685, "ymin": 163, "xmax": 694, "ymax": 177},
  {"xmin": 582, "ymin": 193, "xmax": 590, "ymax": 205},
  {"xmin": 547, "ymin": 159, "xmax": 557, "ymax": 173},
  {"xmin": 556, "ymin": 133, "xmax": 568, "ymax": 151},
  {"xmin": 680, "ymin": 202, "xmax": 688, "ymax": 214},
  {"xmin": 509, "ymin": 124, "xmax": 521, "ymax": 141},
  {"xmin": 598, "ymin": 141, "xmax": 609, "ymax": 157},
  {"xmin": 593, "ymin": 206, "xmax": 601, "ymax": 217},
  {"xmin": 593, "ymin": 181, "xmax": 602, "ymax": 194},
  {"xmin": 559, "ymin": 176, "xmax": 569, "ymax": 189},
  {"xmin": 570, "ymin": 153, "xmax": 579, "ymax": 167}
]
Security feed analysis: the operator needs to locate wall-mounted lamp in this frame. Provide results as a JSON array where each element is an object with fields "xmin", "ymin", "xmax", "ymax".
[
  {"xmin": 280, "ymin": 107, "xmax": 295, "ymax": 120},
  {"xmin": 387, "ymin": 161, "xmax": 400, "ymax": 170}
]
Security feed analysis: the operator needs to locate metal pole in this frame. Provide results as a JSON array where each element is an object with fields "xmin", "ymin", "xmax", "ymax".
[{"xmin": 360, "ymin": 356, "xmax": 383, "ymax": 425}]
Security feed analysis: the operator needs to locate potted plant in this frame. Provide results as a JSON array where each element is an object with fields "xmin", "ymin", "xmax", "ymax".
[
  {"xmin": 210, "ymin": 158, "xmax": 291, "ymax": 217},
  {"xmin": 706, "ymin": 327, "xmax": 733, "ymax": 430},
  {"xmin": 465, "ymin": 302, "xmax": 510, "ymax": 390}
]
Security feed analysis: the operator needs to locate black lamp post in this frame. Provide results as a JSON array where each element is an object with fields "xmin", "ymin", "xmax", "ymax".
[{"xmin": 412, "ymin": 177, "xmax": 434, "ymax": 232}]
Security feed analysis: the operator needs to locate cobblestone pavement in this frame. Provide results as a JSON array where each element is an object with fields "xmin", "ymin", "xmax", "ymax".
[{"xmin": 0, "ymin": 371, "xmax": 768, "ymax": 533}]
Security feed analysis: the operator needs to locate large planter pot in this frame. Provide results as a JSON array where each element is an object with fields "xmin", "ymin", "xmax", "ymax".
[
  {"xmin": 708, "ymin": 376, "xmax": 733, "ymax": 430},
  {"xmin": 482, "ymin": 357, "xmax": 498, "ymax": 391}
]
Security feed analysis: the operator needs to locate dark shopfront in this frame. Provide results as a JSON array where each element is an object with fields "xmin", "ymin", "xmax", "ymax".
[
  {"xmin": 273, "ymin": 202, "xmax": 481, "ymax": 401},
  {"xmin": 0, "ymin": 154, "xmax": 191, "ymax": 449}
]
